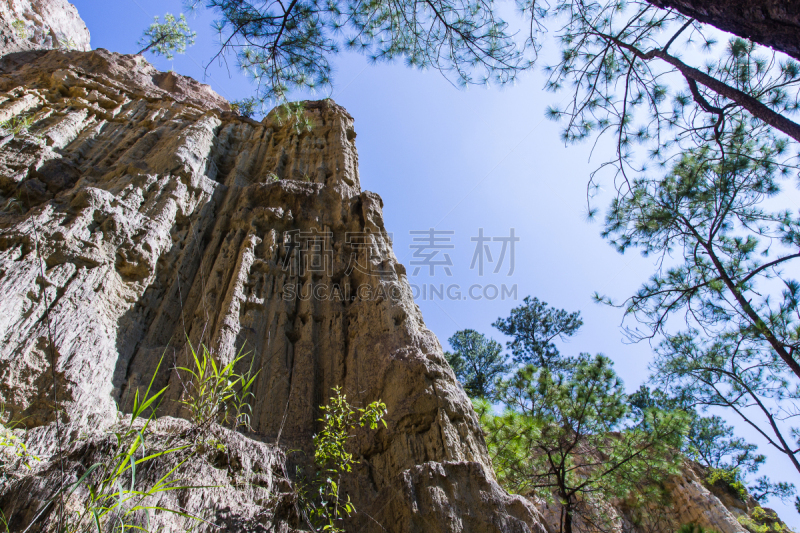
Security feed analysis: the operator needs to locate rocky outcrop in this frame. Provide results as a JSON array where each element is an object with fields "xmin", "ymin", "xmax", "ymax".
[
  {"xmin": 532, "ymin": 460, "xmax": 791, "ymax": 533},
  {"xmin": 1, "ymin": 417, "xmax": 298, "ymax": 532},
  {"xmin": 0, "ymin": 46, "xmax": 546, "ymax": 532},
  {"xmin": 0, "ymin": 0, "xmax": 90, "ymax": 55}
]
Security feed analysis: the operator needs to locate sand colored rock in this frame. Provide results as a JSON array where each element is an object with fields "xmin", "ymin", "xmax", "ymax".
[
  {"xmin": 0, "ymin": 47, "xmax": 546, "ymax": 532},
  {"xmin": 530, "ymin": 460, "xmax": 794, "ymax": 533},
  {"xmin": 0, "ymin": 0, "xmax": 90, "ymax": 55}
]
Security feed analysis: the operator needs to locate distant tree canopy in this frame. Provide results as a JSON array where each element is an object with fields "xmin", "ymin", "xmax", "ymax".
[
  {"xmin": 493, "ymin": 296, "xmax": 583, "ymax": 370},
  {"xmin": 451, "ymin": 297, "xmax": 796, "ymax": 520},
  {"xmin": 444, "ymin": 329, "xmax": 509, "ymax": 399},
  {"xmin": 480, "ymin": 353, "xmax": 686, "ymax": 533}
]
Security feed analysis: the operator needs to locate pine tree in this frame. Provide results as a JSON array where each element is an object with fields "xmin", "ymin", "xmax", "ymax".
[
  {"xmin": 444, "ymin": 329, "xmax": 509, "ymax": 399},
  {"xmin": 138, "ymin": 13, "xmax": 196, "ymax": 59},
  {"xmin": 492, "ymin": 296, "xmax": 583, "ymax": 370},
  {"xmin": 482, "ymin": 355, "xmax": 686, "ymax": 533}
]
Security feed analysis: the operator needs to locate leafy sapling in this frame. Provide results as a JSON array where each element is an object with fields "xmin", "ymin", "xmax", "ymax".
[{"xmin": 298, "ymin": 387, "xmax": 387, "ymax": 532}]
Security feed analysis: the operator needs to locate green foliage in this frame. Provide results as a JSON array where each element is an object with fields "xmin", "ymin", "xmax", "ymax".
[
  {"xmin": 59, "ymin": 356, "xmax": 198, "ymax": 532},
  {"xmin": 230, "ymin": 97, "xmax": 260, "ymax": 119},
  {"xmin": 0, "ymin": 411, "xmax": 39, "ymax": 479},
  {"xmin": 492, "ymin": 296, "xmax": 583, "ymax": 369},
  {"xmin": 0, "ymin": 430, "xmax": 38, "ymax": 471},
  {"xmin": 531, "ymin": 0, "xmax": 800, "ymax": 188},
  {"xmin": 0, "ymin": 114, "xmax": 34, "ymax": 136},
  {"xmin": 629, "ymin": 386, "xmax": 795, "ymax": 504},
  {"xmin": 298, "ymin": 387, "xmax": 387, "ymax": 532},
  {"xmin": 705, "ymin": 467, "xmax": 748, "ymax": 502},
  {"xmin": 271, "ymin": 101, "xmax": 314, "ymax": 134},
  {"xmin": 483, "ymin": 354, "xmax": 686, "ymax": 533},
  {"xmin": 738, "ymin": 506, "xmax": 790, "ymax": 533},
  {"xmin": 57, "ymin": 34, "xmax": 79, "ymax": 51},
  {"xmin": 137, "ymin": 13, "xmax": 196, "ymax": 59},
  {"xmin": 11, "ymin": 20, "xmax": 27, "ymax": 39},
  {"xmin": 177, "ymin": 341, "xmax": 260, "ymax": 431},
  {"xmin": 749, "ymin": 477, "xmax": 796, "ymax": 504},
  {"xmin": 687, "ymin": 416, "xmax": 764, "ymax": 475},
  {"xmin": 677, "ymin": 525, "xmax": 717, "ymax": 533},
  {"xmin": 597, "ymin": 127, "xmax": 800, "ymax": 476},
  {"xmin": 444, "ymin": 329, "xmax": 509, "ymax": 399},
  {"xmin": 312, "ymin": 387, "xmax": 386, "ymax": 473},
  {"xmin": 185, "ymin": 0, "xmax": 526, "ymax": 103}
]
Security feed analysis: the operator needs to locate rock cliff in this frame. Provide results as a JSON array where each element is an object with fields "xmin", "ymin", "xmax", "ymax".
[
  {"xmin": 533, "ymin": 460, "xmax": 793, "ymax": 533},
  {"xmin": 0, "ymin": 0, "xmax": 90, "ymax": 55},
  {"xmin": 0, "ymin": 43, "xmax": 545, "ymax": 532}
]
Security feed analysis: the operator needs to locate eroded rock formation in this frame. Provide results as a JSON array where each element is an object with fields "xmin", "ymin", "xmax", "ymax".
[
  {"xmin": 0, "ymin": 0, "xmax": 90, "ymax": 56},
  {"xmin": 0, "ymin": 45, "xmax": 546, "ymax": 532},
  {"xmin": 532, "ymin": 460, "xmax": 792, "ymax": 533}
]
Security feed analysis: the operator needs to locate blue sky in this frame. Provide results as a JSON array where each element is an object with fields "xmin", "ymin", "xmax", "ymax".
[{"xmin": 72, "ymin": 0, "xmax": 799, "ymax": 522}]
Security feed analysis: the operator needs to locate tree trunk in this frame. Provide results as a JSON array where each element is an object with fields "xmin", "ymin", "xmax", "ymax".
[
  {"xmin": 647, "ymin": 0, "xmax": 800, "ymax": 60},
  {"xmin": 564, "ymin": 504, "xmax": 573, "ymax": 533}
]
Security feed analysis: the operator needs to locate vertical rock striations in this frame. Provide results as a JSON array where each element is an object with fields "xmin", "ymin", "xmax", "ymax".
[
  {"xmin": 0, "ymin": 0, "xmax": 90, "ymax": 55},
  {"xmin": 0, "ymin": 48, "xmax": 545, "ymax": 532}
]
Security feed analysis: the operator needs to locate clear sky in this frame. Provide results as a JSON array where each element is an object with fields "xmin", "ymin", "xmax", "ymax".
[{"xmin": 72, "ymin": 0, "xmax": 799, "ymax": 523}]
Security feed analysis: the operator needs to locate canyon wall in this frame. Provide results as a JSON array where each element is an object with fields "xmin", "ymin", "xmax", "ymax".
[
  {"xmin": 0, "ymin": 0, "xmax": 90, "ymax": 55},
  {"xmin": 0, "ymin": 41, "xmax": 545, "ymax": 532}
]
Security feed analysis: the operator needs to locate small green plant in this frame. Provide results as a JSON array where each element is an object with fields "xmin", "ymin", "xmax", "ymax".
[
  {"xmin": 0, "ymin": 114, "xmax": 34, "ymax": 136},
  {"xmin": 230, "ymin": 97, "xmax": 259, "ymax": 119},
  {"xmin": 177, "ymin": 341, "xmax": 260, "ymax": 431},
  {"xmin": 137, "ymin": 13, "xmax": 195, "ymax": 59},
  {"xmin": 0, "ymin": 408, "xmax": 39, "ymax": 478},
  {"xmin": 297, "ymin": 387, "xmax": 387, "ymax": 532},
  {"xmin": 737, "ymin": 507, "xmax": 789, "ymax": 533},
  {"xmin": 677, "ymin": 525, "xmax": 717, "ymax": 533},
  {"xmin": 274, "ymin": 102, "xmax": 313, "ymax": 134},
  {"xmin": 266, "ymin": 172, "xmax": 280, "ymax": 183},
  {"xmin": 58, "ymin": 357, "xmax": 199, "ymax": 532},
  {"xmin": 11, "ymin": 19, "xmax": 27, "ymax": 39},
  {"xmin": 56, "ymin": 34, "xmax": 78, "ymax": 51},
  {"xmin": 705, "ymin": 467, "xmax": 748, "ymax": 502},
  {"xmin": 0, "ymin": 428, "xmax": 38, "ymax": 470}
]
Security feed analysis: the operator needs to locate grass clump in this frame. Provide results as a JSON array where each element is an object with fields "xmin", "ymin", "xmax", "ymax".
[
  {"xmin": 0, "ymin": 114, "xmax": 34, "ymax": 137},
  {"xmin": 177, "ymin": 341, "xmax": 259, "ymax": 432},
  {"xmin": 56, "ymin": 357, "xmax": 199, "ymax": 532}
]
